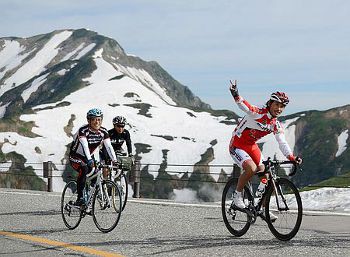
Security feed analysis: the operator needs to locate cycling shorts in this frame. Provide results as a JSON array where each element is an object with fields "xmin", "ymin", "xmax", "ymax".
[{"xmin": 229, "ymin": 143, "xmax": 264, "ymax": 169}]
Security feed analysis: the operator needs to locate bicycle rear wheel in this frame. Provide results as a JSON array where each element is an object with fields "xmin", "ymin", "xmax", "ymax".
[
  {"xmin": 92, "ymin": 180, "xmax": 122, "ymax": 233},
  {"xmin": 265, "ymin": 178, "xmax": 303, "ymax": 241},
  {"xmin": 61, "ymin": 181, "xmax": 82, "ymax": 230},
  {"xmin": 114, "ymin": 173, "xmax": 128, "ymax": 211},
  {"xmin": 222, "ymin": 178, "xmax": 252, "ymax": 237}
]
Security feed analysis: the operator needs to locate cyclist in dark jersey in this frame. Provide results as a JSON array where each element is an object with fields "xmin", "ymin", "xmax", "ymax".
[
  {"xmin": 101, "ymin": 116, "xmax": 133, "ymax": 162},
  {"xmin": 109, "ymin": 116, "xmax": 132, "ymax": 156},
  {"xmin": 69, "ymin": 108, "xmax": 117, "ymax": 206}
]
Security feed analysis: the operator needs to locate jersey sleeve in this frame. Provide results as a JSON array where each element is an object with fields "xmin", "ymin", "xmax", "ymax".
[
  {"xmin": 103, "ymin": 138, "xmax": 117, "ymax": 161},
  {"xmin": 125, "ymin": 130, "xmax": 132, "ymax": 155},
  {"xmin": 234, "ymin": 96, "xmax": 264, "ymax": 118},
  {"xmin": 79, "ymin": 136, "xmax": 92, "ymax": 160},
  {"xmin": 274, "ymin": 121, "xmax": 293, "ymax": 158}
]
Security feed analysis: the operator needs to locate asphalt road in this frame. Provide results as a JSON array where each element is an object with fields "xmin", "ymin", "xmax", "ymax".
[{"xmin": 0, "ymin": 188, "xmax": 349, "ymax": 257}]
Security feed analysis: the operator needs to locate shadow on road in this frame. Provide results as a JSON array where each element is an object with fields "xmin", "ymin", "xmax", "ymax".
[{"xmin": 73, "ymin": 233, "xmax": 350, "ymax": 255}]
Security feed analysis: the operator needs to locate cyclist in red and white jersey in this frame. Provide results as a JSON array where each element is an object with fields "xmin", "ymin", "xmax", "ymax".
[
  {"xmin": 228, "ymin": 80, "xmax": 302, "ymax": 212},
  {"xmin": 69, "ymin": 108, "xmax": 117, "ymax": 206}
]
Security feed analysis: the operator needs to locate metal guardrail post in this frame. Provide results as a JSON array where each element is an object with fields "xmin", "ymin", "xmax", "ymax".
[
  {"xmin": 129, "ymin": 159, "xmax": 141, "ymax": 198},
  {"xmin": 233, "ymin": 164, "xmax": 241, "ymax": 176},
  {"xmin": 43, "ymin": 161, "xmax": 53, "ymax": 192}
]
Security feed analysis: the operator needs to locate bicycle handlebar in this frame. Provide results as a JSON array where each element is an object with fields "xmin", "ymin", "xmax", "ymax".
[
  {"xmin": 116, "ymin": 152, "xmax": 128, "ymax": 157},
  {"xmin": 97, "ymin": 162, "xmax": 122, "ymax": 170},
  {"xmin": 262, "ymin": 158, "xmax": 301, "ymax": 176}
]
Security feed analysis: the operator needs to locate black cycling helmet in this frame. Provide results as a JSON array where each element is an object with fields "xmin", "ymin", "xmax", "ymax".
[{"xmin": 113, "ymin": 116, "xmax": 126, "ymax": 125}]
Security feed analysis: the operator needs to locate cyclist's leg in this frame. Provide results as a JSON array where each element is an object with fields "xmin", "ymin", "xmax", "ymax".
[
  {"xmin": 230, "ymin": 144, "xmax": 264, "ymax": 191},
  {"xmin": 250, "ymin": 144, "xmax": 268, "ymax": 195},
  {"xmin": 250, "ymin": 144, "xmax": 265, "ymax": 174},
  {"xmin": 99, "ymin": 148, "xmax": 111, "ymax": 179},
  {"xmin": 69, "ymin": 156, "xmax": 89, "ymax": 204},
  {"xmin": 229, "ymin": 147, "xmax": 255, "ymax": 208}
]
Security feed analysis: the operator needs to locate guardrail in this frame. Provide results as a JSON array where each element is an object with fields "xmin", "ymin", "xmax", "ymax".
[{"xmin": 1, "ymin": 161, "xmax": 349, "ymax": 195}]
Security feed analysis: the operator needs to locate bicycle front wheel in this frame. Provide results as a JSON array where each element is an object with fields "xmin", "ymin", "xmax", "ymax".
[
  {"xmin": 114, "ymin": 173, "xmax": 128, "ymax": 211},
  {"xmin": 221, "ymin": 178, "xmax": 251, "ymax": 237},
  {"xmin": 265, "ymin": 177, "xmax": 303, "ymax": 241},
  {"xmin": 61, "ymin": 181, "xmax": 82, "ymax": 230},
  {"xmin": 92, "ymin": 180, "xmax": 122, "ymax": 233}
]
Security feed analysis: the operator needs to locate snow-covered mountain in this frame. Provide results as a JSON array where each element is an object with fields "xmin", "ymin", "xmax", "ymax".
[
  {"xmin": 0, "ymin": 29, "xmax": 349, "ymax": 197},
  {"xmin": 0, "ymin": 29, "xmax": 237, "ymax": 192}
]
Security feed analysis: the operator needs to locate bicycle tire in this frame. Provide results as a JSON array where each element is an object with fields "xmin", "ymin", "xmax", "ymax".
[
  {"xmin": 221, "ymin": 178, "xmax": 252, "ymax": 237},
  {"xmin": 114, "ymin": 173, "xmax": 128, "ymax": 211},
  {"xmin": 265, "ymin": 177, "xmax": 303, "ymax": 241},
  {"xmin": 61, "ymin": 181, "xmax": 82, "ymax": 230},
  {"xmin": 92, "ymin": 179, "xmax": 122, "ymax": 233}
]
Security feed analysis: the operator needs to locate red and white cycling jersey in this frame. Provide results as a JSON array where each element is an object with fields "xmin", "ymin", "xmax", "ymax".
[{"xmin": 229, "ymin": 96, "xmax": 293, "ymax": 167}]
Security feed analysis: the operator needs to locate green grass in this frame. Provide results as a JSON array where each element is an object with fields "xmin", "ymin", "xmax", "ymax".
[{"xmin": 300, "ymin": 171, "xmax": 350, "ymax": 191}]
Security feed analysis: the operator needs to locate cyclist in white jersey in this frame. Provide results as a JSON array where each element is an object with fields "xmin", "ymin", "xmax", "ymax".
[
  {"xmin": 228, "ymin": 80, "xmax": 302, "ymax": 218},
  {"xmin": 69, "ymin": 108, "xmax": 117, "ymax": 206}
]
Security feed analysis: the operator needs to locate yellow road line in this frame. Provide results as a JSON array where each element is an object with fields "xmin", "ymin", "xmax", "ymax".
[{"xmin": 0, "ymin": 231, "xmax": 124, "ymax": 257}]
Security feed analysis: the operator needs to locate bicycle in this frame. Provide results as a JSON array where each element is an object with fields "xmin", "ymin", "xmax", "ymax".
[
  {"xmin": 105, "ymin": 153, "xmax": 134, "ymax": 211},
  {"xmin": 61, "ymin": 162, "xmax": 122, "ymax": 233},
  {"xmin": 222, "ymin": 158, "xmax": 303, "ymax": 241}
]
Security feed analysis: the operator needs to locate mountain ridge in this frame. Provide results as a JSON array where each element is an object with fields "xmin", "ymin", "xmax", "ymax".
[{"xmin": 0, "ymin": 29, "xmax": 349, "ymax": 200}]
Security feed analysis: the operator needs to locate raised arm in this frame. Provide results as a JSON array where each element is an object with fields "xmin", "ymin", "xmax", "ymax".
[
  {"xmin": 229, "ymin": 80, "xmax": 263, "ymax": 117},
  {"xmin": 229, "ymin": 79, "xmax": 239, "ymax": 98}
]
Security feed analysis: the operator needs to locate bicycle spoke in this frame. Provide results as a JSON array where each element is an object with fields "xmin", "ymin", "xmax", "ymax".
[
  {"xmin": 222, "ymin": 178, "xmax": 251, "ymax": 237},
  {"xmin": 114, "ymin": 173, "xmax": 128, "ymax": 211},
  {"xmin": 61, "ymin": 181, "xmax": 82, "ymax": 230},
  {"xmin": 265, "ymin": 178, "xmax": 303, "ymax": 241}
]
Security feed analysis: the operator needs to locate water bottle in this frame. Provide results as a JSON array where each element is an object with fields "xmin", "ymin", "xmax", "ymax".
[{"xmin": 255, "ymin": 177, "xmax": 268, "ymax": 197}]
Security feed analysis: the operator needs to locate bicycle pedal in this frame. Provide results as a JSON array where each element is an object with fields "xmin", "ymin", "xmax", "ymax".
[
  {"xmin": 232, "ymin": 205, "xmax": 246, "ymax": 212},
  {"xmin": 245, "ymin": 209, "xmax": 257, "ymax": 224},
  {"xmin": 64, "ymin": 204, "xmax": 71, "ymax": 212}
]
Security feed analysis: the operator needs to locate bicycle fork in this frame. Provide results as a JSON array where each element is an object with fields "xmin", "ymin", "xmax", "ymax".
[
  {"xmin": 270, "ymin": 179, "xmax": 289, "ymax": 212},
  {"xmin": 99, "ymin": 182, "xmax": 113, "ymax": 209}
]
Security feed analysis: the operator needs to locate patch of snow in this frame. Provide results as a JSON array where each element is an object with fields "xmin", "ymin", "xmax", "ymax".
[
  {"xmin": 336, "ymin": 130, "xmax": 348, "ymax": 157},
  {"xmin": 0, "ymin": 40, "xmax": 23, "ymax": 69},
  {"xmin": 0, "ymin": 102, "xmax": 10, "ymax": 118},
  {"xmin": 300, "ymin": 187, "xmax": 350, "ymax": 212},
  {"xmin": 0, "ymin": 40, "xmax": 33, "ymax": 80},
  {"xmin": 75, "ymin": 43, "xmax": 96, "ymax": 59},
  {"xmin": 61, "ymin": 43, "xmax": 85, "ymax": 62},
  {"xmin": 21, "ymin": 73, "xmax": 49, "ymax": 103},
  {"xmin": 0, "ymin": 30, "xmax": 72, "ymax": 96},
  {"xmin": 57, "ymin": 69, "xmax": 68, "ymax": 76}
]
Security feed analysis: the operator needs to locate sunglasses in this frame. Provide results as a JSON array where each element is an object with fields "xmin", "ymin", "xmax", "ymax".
[{"xmin": 116, "ymin": 124, "xmax": 125, "ymax": 128}]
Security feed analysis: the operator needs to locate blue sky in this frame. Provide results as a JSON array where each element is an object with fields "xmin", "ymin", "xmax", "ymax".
[{"xmin": 0, "ymin": 0, "xmax": 349, "ymax": 115}]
